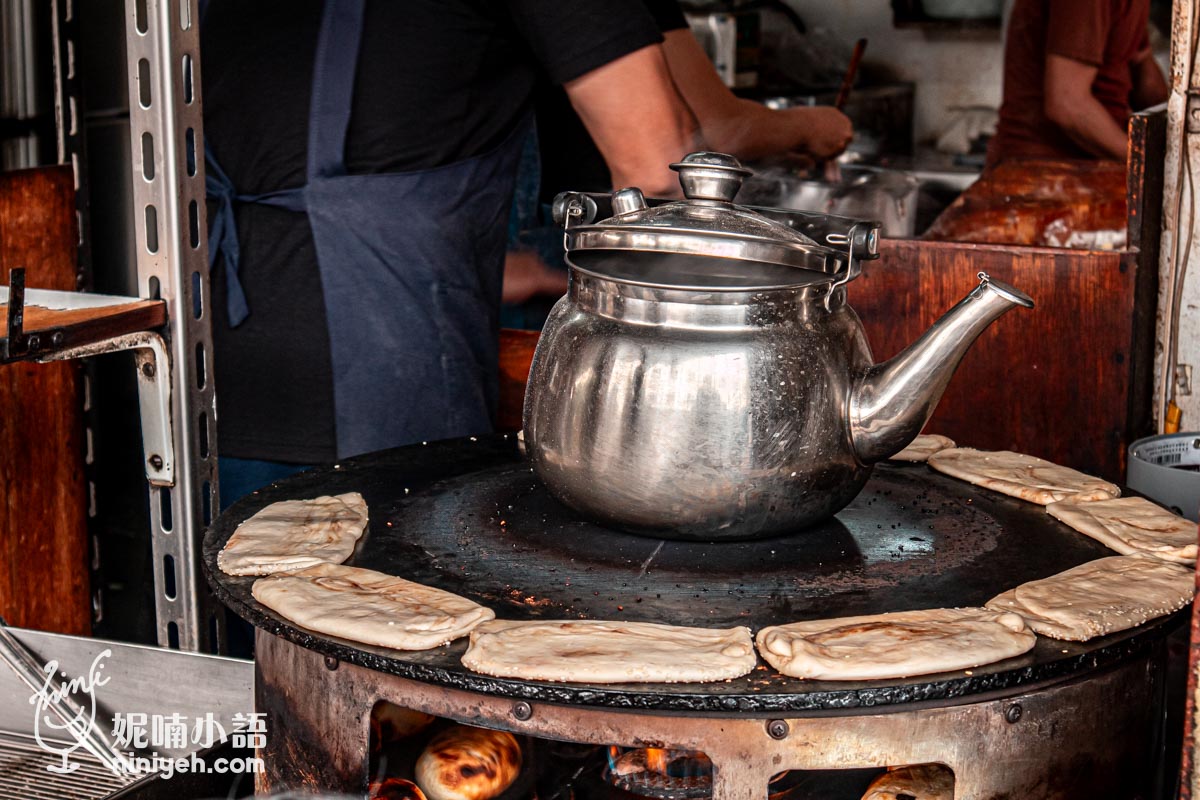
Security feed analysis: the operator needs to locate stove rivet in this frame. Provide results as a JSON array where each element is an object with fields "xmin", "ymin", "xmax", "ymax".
[
  {"xmin": 324, "ymin": 656, "xmax": 339, "ymax": 671},
  {"xmin": 512, "ymin": 701, "xmax": 533, "ymax": 721},
  {"xmin": 1005, "ymin": 704, "xmax": 1022, "ymax": 724},
  {"xmin": 766, "ymin": 719, "xmax": 789, "ymax": 739}
]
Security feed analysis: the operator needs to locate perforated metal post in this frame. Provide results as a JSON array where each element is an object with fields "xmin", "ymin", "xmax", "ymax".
[{"xmin": 123, "ymin": 0, "xmax": 222, "ymax": 652}]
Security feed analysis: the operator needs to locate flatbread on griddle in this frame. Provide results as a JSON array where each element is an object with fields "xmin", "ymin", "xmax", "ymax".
[
  {"xmin": 1046, "ymin": 496, "xmax": 1197, "ymax": 565},
  {"xmin": 755, "ymin": 608, "xmax": 1035, "ymax": 681},
  {"xmin": 890, "ymin": 434, "xmax": 956, "ymax": 463},
  {"xmin": 927, "ymin": 448, "xmax": 1119, "ymax": 505},
  {"xmin": 252, "ymin": 562, "xmax": 494, "ymax": 650},
  {"xmin": 986, "ymin": 554, "xmax": 1194, "ymax": 641},
  {"xmin": 218, "ymin": 492, "xmax": 368, "ymax": 576},
  {"xmin": 461, "ymin": 619, "xmax": 755, "ymax": 683}
]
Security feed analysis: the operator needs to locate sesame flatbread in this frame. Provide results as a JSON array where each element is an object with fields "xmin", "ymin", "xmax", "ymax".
[
  {"xmin": 890, "ymin": 434, "xmax": 956, "ymax": 463},
  {"xmin": 218, "ymin": 492, "xmax": 368, "ymax": 576},
  {"xmin": 986, "ymin": 554, "xmax": 1194, "ymax": 641},
  {"xmin": 927, "ymin": 449, "xmax": 1119, "ymax": 505},
  {"xmin": 1047, "ymin": 496, "xmax": 1197, "ymax": 565},
  {"xmin": 755, "ymin": 608, "xmax": 1035, "ymax": 681},
  {"xmin": 461, "ymin": 620, "xmax": 756, "ymax": 683},
  {"xmin": 252, "ymin": 562, "xmax": 494, "ymax": 650}
]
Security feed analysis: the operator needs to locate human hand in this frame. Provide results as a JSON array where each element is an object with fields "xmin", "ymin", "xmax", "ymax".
[
  {"xmin": 502, "ymin": 250, "xmax": 569, "ymax": 305},
  {"xmin": 786, "ymin": 106, "xmax": 854, "ymax": 160}
]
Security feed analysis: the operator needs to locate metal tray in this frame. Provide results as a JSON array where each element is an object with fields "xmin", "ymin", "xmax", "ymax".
[{"xmin": 0, "ymin": 627, "xmax": 253, "ymax": 800}]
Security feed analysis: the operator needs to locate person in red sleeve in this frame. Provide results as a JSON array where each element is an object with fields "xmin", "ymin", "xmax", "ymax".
[{"xmin": 988, "ymin": 0, "xmax": 1169, "ymax": 164}]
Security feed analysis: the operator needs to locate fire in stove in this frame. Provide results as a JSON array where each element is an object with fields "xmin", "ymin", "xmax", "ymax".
[{"xmin": 603, "ymin": 746, "xmax": 713, "ymax": 800}]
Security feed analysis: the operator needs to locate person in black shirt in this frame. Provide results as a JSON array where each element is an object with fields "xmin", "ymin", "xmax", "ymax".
[
  {"xmin": 538, "ymin": 0, "xmax": 852, "ymax": 202},
  {"xmin": 201, "ymin": 0, "xmax": 698, "ymax": 506}
]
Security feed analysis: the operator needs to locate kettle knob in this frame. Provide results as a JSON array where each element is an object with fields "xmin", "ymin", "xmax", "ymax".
[{"xmin": 670, "ymin": 152, "xmax": 752, "ymax": 203}]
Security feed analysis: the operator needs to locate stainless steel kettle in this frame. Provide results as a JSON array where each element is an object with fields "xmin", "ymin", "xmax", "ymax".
[{"xmin": 523, "ymin": 152, "xmax": 1033, "ymax": 540}]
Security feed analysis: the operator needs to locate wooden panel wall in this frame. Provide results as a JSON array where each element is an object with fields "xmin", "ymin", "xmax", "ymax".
[
  {"xmin": 0, "ymin": 166, "xmax": 90, "ymax": 635},
  {"xmin": 855, "ymin": 239, "xmax": 1144, "ymax": 481}
]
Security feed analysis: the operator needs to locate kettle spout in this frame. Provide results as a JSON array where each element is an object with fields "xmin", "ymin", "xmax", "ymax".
[{"xmin": 849, "ymin": 272, "xmax": 1034, "ymax": 464}]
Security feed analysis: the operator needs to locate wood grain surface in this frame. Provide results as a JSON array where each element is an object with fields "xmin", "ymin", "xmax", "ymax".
[
  {"xmin": 0, "ymin": 299, "xmax": 165, "ymax": 357},
  {"xmin": 0, "ymin": 166, "xmax": 90, "ymax": 634},
  {"xmin": 497, "ymin": 329, "xmax": 539, "ymax": 432},
  {"xmin": 856, "ymin": 239, "xmax": 1140, "ymax": 480},
  {"xmin": 923, "ymin": 159, "xmax": 1129, "ymax": 247}
]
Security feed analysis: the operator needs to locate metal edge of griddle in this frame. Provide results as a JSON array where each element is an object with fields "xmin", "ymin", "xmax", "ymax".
[{"xmin": 201, "ymin": 434, "xmax": 1188, "ymax": 715}]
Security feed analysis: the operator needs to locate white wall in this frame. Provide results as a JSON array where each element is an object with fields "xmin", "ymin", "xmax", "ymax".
[{"xmin": 783, "ymin": 0, "xmax": 1006, "ymax": 144}]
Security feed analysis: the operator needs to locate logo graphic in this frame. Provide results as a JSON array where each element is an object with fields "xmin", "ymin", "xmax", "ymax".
[
  {"xmin": 28, "ymin": 649, "xmax": 112, "ymax": 774},
  {"xmin": 27, "ymin": 650, "xmax": 266, "ymax": 780}
]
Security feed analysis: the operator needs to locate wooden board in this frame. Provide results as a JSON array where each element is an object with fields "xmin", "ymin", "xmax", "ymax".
[
  {"xmin": 497, "ymin": 329, "xmax": 539, "ymax": 432},
  {"xmin": 0, "ymin": 166, "xmax": 90, "ymax": 635},
  {"xmin": 855, "ymin": 239, "xmax": 1140, "ymax": 481},
  {"xmin": 0, "ymin": 298, "xmax": 165, "ymax": 362},
  {"xmin": 923, "ymin": 158, "xmax": 1129, "ymax": 247}
]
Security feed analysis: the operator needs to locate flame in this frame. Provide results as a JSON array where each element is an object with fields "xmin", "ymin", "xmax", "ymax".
[{"xmin": 645, "ymin": 748, "xmax": 671, "ymax": 775}]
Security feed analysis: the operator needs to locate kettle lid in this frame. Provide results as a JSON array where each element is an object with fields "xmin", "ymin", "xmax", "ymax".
[{"xmin": 556, "ymin": 152, "xmax": 844, "ymax": 289}]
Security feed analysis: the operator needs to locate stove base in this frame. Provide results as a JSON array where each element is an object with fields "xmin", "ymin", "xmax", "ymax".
[{"xmin": 254, "ymin": 631, "xmax": 1169, "ymax": 800}]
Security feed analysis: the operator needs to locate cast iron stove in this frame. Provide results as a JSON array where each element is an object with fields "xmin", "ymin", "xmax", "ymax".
[{"xmin": 203, "ymin": 435, "xmax": 1181, "ymax": 799}]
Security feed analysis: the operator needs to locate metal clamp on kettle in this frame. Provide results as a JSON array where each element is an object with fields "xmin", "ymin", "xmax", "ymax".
[{"xmin": 526, "ymin": 152, "xmax": 1035, "ymax": 541}]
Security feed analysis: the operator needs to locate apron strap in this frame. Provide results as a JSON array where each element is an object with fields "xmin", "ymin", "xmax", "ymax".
[
  {"xmin": 205, "ymin": 142, "xmax": 250, "ymax": 326},
  {"xmin": 306, "ymin": 0, "xmax": 367, "ymax": 181},
  {"xmin": 206, "ymin": 142, "xmax": 306, "ymax": 326}
]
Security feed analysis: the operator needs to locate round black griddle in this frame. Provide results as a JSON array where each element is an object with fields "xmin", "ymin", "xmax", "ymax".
[{"xmin": 203, "ymin": 434, "xmax": 1183, "ymax": 713}]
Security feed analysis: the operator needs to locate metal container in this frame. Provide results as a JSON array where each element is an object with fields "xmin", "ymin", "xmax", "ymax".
[
  {"xmin": 1128, "ymin": 432, "xmax": 1200, "ymax": 520},
  {"xmin": 740, "ymin": 165, "xmax": 921, "ymax": 237},
  {"xmin": 523, "ymin": 152, "xmax": 1034, "ymax": 540}
]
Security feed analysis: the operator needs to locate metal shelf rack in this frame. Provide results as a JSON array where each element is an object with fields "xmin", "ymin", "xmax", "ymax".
[{"xmin": 0, "ymin": 0, "xmax": 221, "ymax": 653}]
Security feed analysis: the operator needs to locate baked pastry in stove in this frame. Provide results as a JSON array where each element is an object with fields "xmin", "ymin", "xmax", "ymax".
[
  {"xmin": 1046, "ymin": 496, "xmax": 1197, "ymax": 565},
  {"xmin": 415, "ymin": 725, "xmax": 522, "ymax": 800},
  {"xmin": 927, "ymin": 449, "xmax": 1119, "ymax": 505},
  {"xmin": 461, "ymin": 619, "xmax": 756, "ymax": 683},
  {"xmin": 890, "ymin": 434, "xmax": 955, "ymax": 463},
  {"xmin": 986, "ymin": 553, "xmax": 1194, "ymax": 641},
  {"xmin": 371, "ymin": 777, "xmax": 427, "ymax": 800},
  {"xmin": 372, "ymin": 702, "xmax": 436, "ymax": 745},
  {"xmin": 251, "ymin": 562, "xmax": 494, "ymax": 650},
  {"xmin": 755, "ymin": 608, "xmax": 1035, "ymax": 681},
  {"xmin": 218, "ymin": 492, "xmax": 368, "ymax": 576},
  {"xmin": 861, "ymin": 764, "xmax": 953, "ymax": 800}
]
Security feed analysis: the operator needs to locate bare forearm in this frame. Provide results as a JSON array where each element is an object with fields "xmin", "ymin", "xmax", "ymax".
[
  {"xmin": 1044, "ymin": 55, "xmax": 1127, "ymax": 161},
  {"xmin": 1131, "ymin": 57, "xmax": 1169, "ymax": 109},
  {"xmin": 1049, "ymin": 96, "xmax": 1127, "ymax": 161},
  {"xmin": 659, "ymin": 29, "xmax": 851, "ymax": 161},
  {"xmin": 566, "ymin": 45, "xmax": 698, "ymax": 197}
]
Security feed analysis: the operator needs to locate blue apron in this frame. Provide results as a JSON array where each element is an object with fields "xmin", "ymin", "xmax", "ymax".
[{"xmin": 205, "ymin": 0, "xmax": 525, "ymax": 459}]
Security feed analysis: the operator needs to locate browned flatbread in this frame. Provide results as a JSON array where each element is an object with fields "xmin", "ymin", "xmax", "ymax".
[
  {"xmin": 462, "ymin": 619, "xmax": 755, "ymax": 683},
  {"xmin": 414, "ymin": 725, "xmax": 522, "ymax": 800},
  {"xmin": 927, "ymin": 449, "xmax": 1119, "ymax": 505},
  {"xmin": 755, "ymin": 608, "xmax": 1035, "ymax": 680},
  {"xmin": 371, "ymin": 778, "xmax": 427, "ymax": 800},
  {"xmin": 986, "ymin": 554, "xmax": 1194, "ymax": 641},
  {"xmin": 218, "ymin": 492, "xmax": 368, "ymax": 576},
  {"xmin": 1046, "ymin": 496, "xmax": 1197, "ymax": 565},
  {"xmin": 251, "ymin": 562, "xmax": 494, "ymax": 650},
  {"xmin": 890, "ymin": 434, "xmax": 956, "ymax": 463}
]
